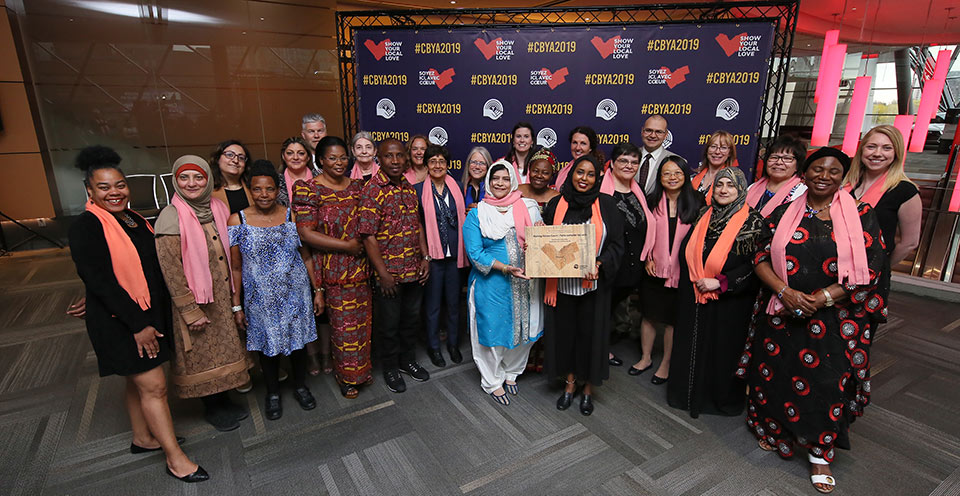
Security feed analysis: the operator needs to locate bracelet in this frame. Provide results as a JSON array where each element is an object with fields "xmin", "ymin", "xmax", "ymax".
[
  {"xmin": 777, "ymin": 285, "xmax": 787, "ymax": 300},
  {"xmin": 821, "ymin": 288, "xmax": 834, "ymax": 307},
  {"xmin": 231, "ymin": 305, "xmax": 242, "ymax": 313},
  {"xmin": 314, "ymin": 287, "xmax": 324, "ymax": 294}
]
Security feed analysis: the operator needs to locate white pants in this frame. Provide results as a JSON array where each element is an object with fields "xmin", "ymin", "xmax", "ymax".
[{"xmin": 471, "ymin": 331, "xmax": 534, "ymax": 394}]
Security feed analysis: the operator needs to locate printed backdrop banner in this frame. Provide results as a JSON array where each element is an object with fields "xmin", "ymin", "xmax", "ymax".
[{"xmin": 355, "ymin": 22, "xmax": 775, "ymax": 181}]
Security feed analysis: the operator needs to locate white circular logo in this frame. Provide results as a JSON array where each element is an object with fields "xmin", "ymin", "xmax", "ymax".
[
  {"xmin": 482, "ymin": 98, "xmax": 504, "ymax": 120},
  {"xmin": 376, "ymin": 98, "xmax": 396, "ymax": 119},
  {"xmin": 428, "ymin": 126, "xmax": 448, "ymax": 146},
  {"xmin": 663, "ymin": 130, "xmax": 674, "ymax": 149},
  {"xmin": 537, "ymin": 127, "xmax": 557, "ymax": 148},
  {"xmin": 595, "ymin": 98, "xmax": 618, "ymax": 121},
  {"xmin": 716, "ymin": 98, "xmax": 740, "ymax": 121}
]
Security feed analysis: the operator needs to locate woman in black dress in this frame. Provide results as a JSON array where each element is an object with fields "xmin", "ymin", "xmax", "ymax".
[
  {"xmin": 738, "ymin": 148, "xmax": 886, "ymax": 494},
  {"xmin": 543, "ymin": 156, "xmax": 624, "ymax": 416},
  {"xmin": 68, "ymin": 146, "xmax": 207, "ymax": 483},
  {"xmin": 668, "ymin": 167, "xmax": 763, "ymax": 418},
  {"xmin": 631, "ymin": 155, "xmax": 705, "ymax": 384}
]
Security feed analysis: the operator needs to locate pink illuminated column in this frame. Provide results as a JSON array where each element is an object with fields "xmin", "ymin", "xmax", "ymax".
[
  {"xmin": 893, "ymin": 115, "xmax": 915, "ymax": 145},
  {"xmin": 842, "ymin": 76, "xmax": 872, "ymax": 155},
  {"xmin": 909, "ymin": 49, "xmax": 953, "ymax": 152},
  {"xmin": 811, "ymin": 43, "xmax": 847, "ymax": 146},
  {"xmin": 814, "ymin": 30, "xmax": 840, "ymax": 104}
]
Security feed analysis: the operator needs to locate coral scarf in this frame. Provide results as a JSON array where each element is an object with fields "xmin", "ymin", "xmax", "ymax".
[
  {"xmin": 284, "ymin": 167, "xmax": 312, "ymax": 206},
  {"xmin": 599, "ymin": 170, "xmax": 656, "ymax": 260},
  {"xmin": 85, "ymin": 201, "xmax": 153, "ymax": 310},
  {"xmin": 843, "ymin": 171, "xmax": 888, "ymax": 207},
  {"xmin": 650, "ymin": 195, "xmax": 692, "ymax": 288},
  {"xmin": 746, "ymin": 175, "xmax": 803, "ymax": 217},
  {"xmin": 171, "ymin": 194, "xmax": 233, "ymax": 304},
  {"xmin": 421, "ymin": 175, "xmax": 467, "ymax": 267},
  {"xmin": 544, "ymin": 198, "xmax": 604, "ymax": 307},
  {"xmin": 766, "ymin": 189, "xmax": 869, "ymax": 314},
  {"xmin": 685, "ymin": 203, "xmax": 750, "ymax": 303}
]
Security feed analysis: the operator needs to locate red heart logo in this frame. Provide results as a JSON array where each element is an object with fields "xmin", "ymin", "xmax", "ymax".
[
  {"xmin": 364, "ymin": 38, "xmax": 389, "ymax": 61},
  {"xmin": 715, "ymin": 33, "xmax": 747, "ymax": 57},
  {"xmin": 428, "ymin": 68, "xmax": 456, "ymax": 89},
  {"xmin": 474, "ymin": 37, "xmax": 501, "ymax": 60},
  {"xmin": 660, "ymin": 65, "xmax": 690, "ymax": 89},
  {"xmin": 590, "ymin": 35, "xmax": 620, "ymax": 59},
  {"xmin": 541, "ymin": 67, "xmax": 569, "ymax": 90}
]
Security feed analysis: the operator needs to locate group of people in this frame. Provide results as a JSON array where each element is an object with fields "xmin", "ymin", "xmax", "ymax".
[{"xmin": 68, "ymin": 111, "xmax": 921, "ymax": 493}]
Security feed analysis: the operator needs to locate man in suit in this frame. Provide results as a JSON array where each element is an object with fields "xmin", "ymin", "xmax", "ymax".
[{"xmin": 635, "ymin": 115, "xmax": 672, "ymax": 194}]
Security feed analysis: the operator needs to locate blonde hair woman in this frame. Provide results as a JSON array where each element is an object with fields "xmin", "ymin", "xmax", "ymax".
[
  {"xmin": 842, "ymin": 124, "xmax": 921, "ymax": 266},
  {"xmin": 692, "ymin": 130, "xmax": 738, "ymax": 203}
]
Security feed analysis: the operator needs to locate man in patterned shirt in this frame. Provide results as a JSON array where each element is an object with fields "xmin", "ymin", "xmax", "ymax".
[{"xmin": 359, "ymin": 139, "xmax": 431, "ymax": 393}]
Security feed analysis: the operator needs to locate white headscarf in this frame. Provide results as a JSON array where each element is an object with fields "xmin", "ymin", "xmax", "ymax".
[{"xmin": 477, "ymin": 159, "xmax": 539, "ymax": 240}]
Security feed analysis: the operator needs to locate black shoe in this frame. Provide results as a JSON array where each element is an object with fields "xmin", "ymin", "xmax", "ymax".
[
  {"xmin": 556, "ymin": 390, "xmax": 575, "ymax": 410},
  {"xmin": 608, "ymin": 355, "xmax": 623, "ymax": 366},
  {"xmin": 428, "ymin": 348, "xmax": 446, "ymax": 368},
  {"xmin": 265, "ymin": 393, "xmax": 282, "ymax": 420},
  {"xmin": 579, "ymin": 394, "xmax": 594, "ymax": 416},
  {"xmin": 218, "ymin": 393, "xmax": 248, "ymax": 422},
  {"xmin": 384, "ymin": 369, "xmax": 406, "ymax": 393},
  {"xmin": 130, "ymin": 436, "xmax": 185, "ymax": 454},
  {"xmin": 204, "ymin": 407, "xmax": 240, "ymax": 432},
  {"xmin": 399, "ymin": 361, "xmax": 430, "ymax": 382},
  {"xmin": 447, "ymin": 345, "xmax": 463, "ymax": 364},
  {"xmin": 628, "ymin": 364, "xmax": 653, "ymax": 376},
  {"xmin": 651, "ymin": 375, "xmax": 668, "ymax": 385},
  {"xmin": 293, "ymin": 387, "xmax": 316, "ymax": 410},
  {"xmin": 166, "ymin": 465, "xmax": 210, "ymax": 483}
]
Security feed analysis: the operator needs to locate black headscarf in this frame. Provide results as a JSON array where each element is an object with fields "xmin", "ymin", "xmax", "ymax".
[
  {"xmin": 560, "ymin": 155, "xmax": 603, "ymax": 212},
  {"xmin": 802, "ymin": 147, "xmax": 851, "ymax": 176}
]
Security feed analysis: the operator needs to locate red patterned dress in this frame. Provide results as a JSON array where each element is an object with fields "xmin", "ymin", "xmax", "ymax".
[
  {"xmin": 737, "ymin": 202, "xmax": 886, "ymax": 461},
  {"xmin": 293, "ymin": 179, "xmax": 372, "ymax": 386}
]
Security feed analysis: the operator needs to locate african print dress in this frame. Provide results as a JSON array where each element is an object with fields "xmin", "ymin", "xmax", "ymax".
[
  {"xmin": 737, "ymin": 202, "xmax": 886, "ymax": 461},
  {"xmin": 293, "ymin": 179, "xmax": 373, "ymax": 386}
]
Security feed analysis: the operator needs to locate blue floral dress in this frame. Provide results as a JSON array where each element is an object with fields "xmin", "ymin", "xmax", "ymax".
[{"xmin": 229, "ymin": 209, "xmax": 317, "ymax": 356}]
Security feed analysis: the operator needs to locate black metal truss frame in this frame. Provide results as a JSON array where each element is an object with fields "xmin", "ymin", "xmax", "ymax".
[{"xmin": 336, "ymin": 1, "xmax": 799, "ymax": 160}]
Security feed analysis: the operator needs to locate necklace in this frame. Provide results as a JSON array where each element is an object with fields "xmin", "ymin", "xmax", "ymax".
[
  {"xmin": 120, "ymin": 212, "xmax": 138, "ymax": 228},
  {"xmin": 804, "ymin": 201, "xmax": 831, "ymax": 219}
]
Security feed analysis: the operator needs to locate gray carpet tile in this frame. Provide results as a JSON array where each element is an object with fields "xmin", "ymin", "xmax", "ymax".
[{"xmin": 1, "ymin": 252, "xmax": 959, "ymax": 495}]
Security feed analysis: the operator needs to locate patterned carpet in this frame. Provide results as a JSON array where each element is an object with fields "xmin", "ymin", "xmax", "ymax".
[{"xmin": 1, "ymin": 249, "xmax": 958, "ymax": 496}]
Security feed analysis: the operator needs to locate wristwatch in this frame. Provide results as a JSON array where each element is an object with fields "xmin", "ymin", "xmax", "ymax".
[
  {"xmin": 424, "ymin": 255, "xmax": 433, "ymax": 262},
  {"xmin": 821, "ymin": 289, "xmax": 834, "ymax": 307}
]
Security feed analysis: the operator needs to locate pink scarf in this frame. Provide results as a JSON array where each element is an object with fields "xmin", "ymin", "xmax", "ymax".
[
  {"xmin": 350, "ymin": 160, "xmax": 379, "ymax": 181},
  {"xmin": 554, "ymin": 162, "xmax": 573, "ymax": 191},
  {"xmin": 404, "ymin": 167, "xmax": 424, "ymax": 185},
  {"xmin": 285, "ymin": 167, "xmax": 313, "ymax": 205},
  {"xmin": 421, "ymin": 175, "xmax": 467, "ymax": 267},
  {"xmin": 747, "ymin": 175, "xmax": 803, "ymax": 217},
  {"xmin": 766, "ymin": 189, "xmax": 869, "ymax": 314},
  {"xmin": 171, "ymin": 195, "xmax": 233, "ymax": 303},
  {"xmin": 843, "ymin": 170, "xmax": 888, "ymax": 207},
  {"xmin": 599, "ymin": 172, "xmax": 656, "ymax": 260},
  {"xmin": 482, "ymin": 190, "xmax": 533, "ymax": 247},
  {"xmin": 650, "ymin": 195, "xmax": 691, "ymax": 288}
]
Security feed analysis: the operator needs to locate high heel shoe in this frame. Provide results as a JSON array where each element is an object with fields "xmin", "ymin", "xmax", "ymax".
[
  {"xmin": 130, "ymin": 436, "xmax": 185, "ymax": 454},
  {"xmin": 579, "ymin": 394, "xmax": 594, "ymax": 416},
  {"xmin": 166, "ymin": 465, "xmax": 210, "ymax": 483}
]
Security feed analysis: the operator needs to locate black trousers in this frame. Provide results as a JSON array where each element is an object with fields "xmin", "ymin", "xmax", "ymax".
[{"xmin": 374, "ymin": 281, "xmax": 423, "ymax": 370}]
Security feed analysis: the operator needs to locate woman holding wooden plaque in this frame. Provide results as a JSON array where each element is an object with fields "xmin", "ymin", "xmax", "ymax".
[{"xmin": 542, "ymin": 155, "xmax": 624, "ymax": 416}]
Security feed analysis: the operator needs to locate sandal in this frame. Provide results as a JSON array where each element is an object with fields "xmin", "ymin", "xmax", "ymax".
[
  {"xmin": 322, "ymin": 354, "xmax": 333, "ymax": 375},
  {"xmin": 489, "ymin": 389, "xmax": 510, "ymax": 406},
  {"xmin": 758, "ymin": 438, "xmax": 776, "ymax": 452},
  {"xmin": 504, "ymin": 381, "xmax": 519, "ymax": 395},
  {"xmin": 808, "ymin": 453, "xmax": 836, "ymax": 494},
  {"xmin": 339, "ymin": 383, "xmax": 359, "ymax": 399},
  {"xmin": 307, "ymin": 353, "xmax": 322, "ymax": 376}
]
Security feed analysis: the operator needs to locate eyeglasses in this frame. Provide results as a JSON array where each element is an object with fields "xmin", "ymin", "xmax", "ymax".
[
  {"xmin": 223, "ymin": 150, "xmax": 247, "ymax": 162},
  {"xmin": 615, "ymin": 157, "xmax": 640, "ymax": 166},
  {"xmin": 767, "ymin": 155, "xmax": 796, "ymax": 164},
  {"xmin": 661, "ymin": 170, "xmax": 685, "ymax": 177},
  {"xmin": 468, "ymin": 160, "xmax": 488, "ymax": 167},
  {"xmin": 708, "ymin": 144, "xmax": 730, "ymax": 152},
  {"xmin": 642, "ymin": 128, "xmax": 667, "ymax": 137}
]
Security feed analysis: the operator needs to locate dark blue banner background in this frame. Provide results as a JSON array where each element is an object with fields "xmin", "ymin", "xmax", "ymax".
[{"xmin": 354, "ymin": 22, "xmax": 775, "ymax": 181}]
